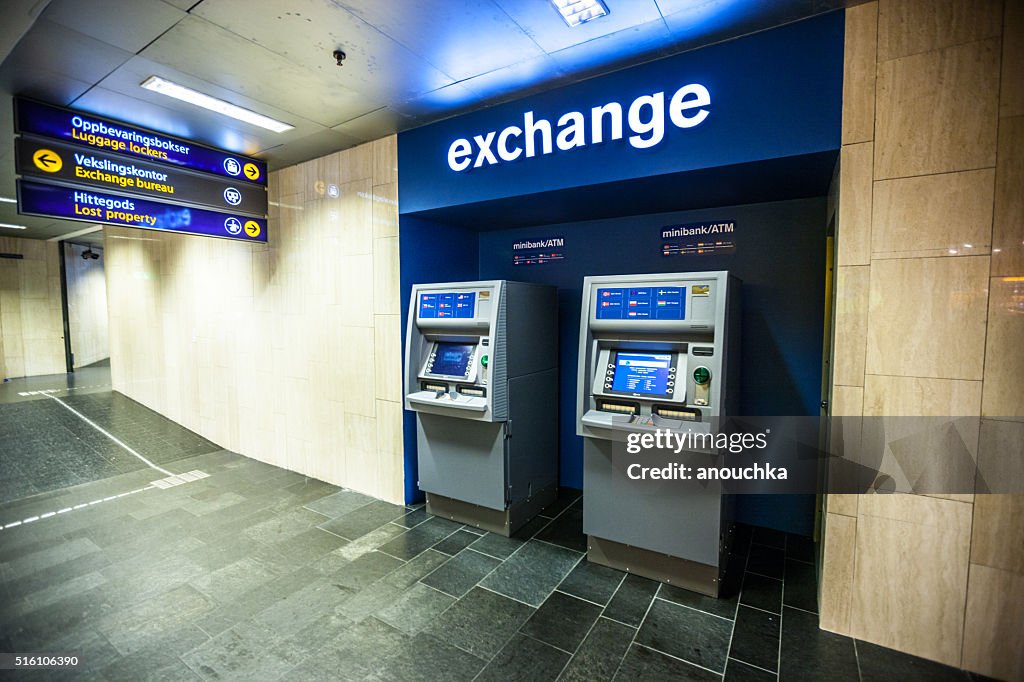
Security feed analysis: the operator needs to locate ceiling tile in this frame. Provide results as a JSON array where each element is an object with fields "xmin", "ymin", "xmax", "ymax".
[
  {"xmin": 257, "ymin": 127, "xmax": 364, "ymax": 170},
  {"xmin": 332, "ymin": 107, "xmax": 416, "ymax": 143},
  {"xmin": 334, "ymin": 0, "xmax": 546, "ymax": 81},
  {"xmin": 390, "ymin": 81, "xmax": 478, "ymax": 120},
  {"xmin": 42, "ymin": 0, "xmax": 186, "ymax": 53},
  {"xmin": 546, "ymin": 17, "xmax": 674, "ymax": 79},
  {"xmin": 456, "ymin": 52, "xmax": 566, "ymax": 103},
  {"xmin": 139, "ymin": 14, "xmax": 382, "ymax": 127},
  {"xmin": 192, "ymin": 0, "xmax": 454, "ymax": 104},
  {"xmin": 0, "ymin": 18, "xmax": 133, "ymax": 89},
  {"xmin": 494, "ymin": 0, "xmax": 664, "ymax": 53},
  {"xmin": 87, "ymin": 56, "xmax": 328, "ymax": 154}
]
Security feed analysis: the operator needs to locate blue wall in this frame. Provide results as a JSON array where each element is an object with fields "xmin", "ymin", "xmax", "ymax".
[{"xmin": 396, "ymin": 12, "xmax": 845, "ymax": 535}]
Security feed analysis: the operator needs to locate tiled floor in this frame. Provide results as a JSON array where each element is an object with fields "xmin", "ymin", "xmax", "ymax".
[{"xmin": 0, "ymin": 390, "xmax": 988, "ymax": 681}]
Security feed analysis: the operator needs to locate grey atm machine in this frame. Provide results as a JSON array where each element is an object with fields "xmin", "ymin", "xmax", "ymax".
[
  {"xmin": 404, "ymin": 280, "xmax": 558, "ymax": 536},
  {"xmin": 576, "ymin": 271, "xmax": 739, "ymax": 596}
]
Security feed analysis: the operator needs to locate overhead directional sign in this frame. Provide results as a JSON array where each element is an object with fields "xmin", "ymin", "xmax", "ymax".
[
  {"xmin": 16, "ymin": 136, "xmax": 267, "ymax": 217},
  {"xmin": 18, "ymin": 180, "xmax": 267, "ymax": 243},
  {"xmin": 14, "ymin": 98, "xmax": 267, "ymax": 185}
]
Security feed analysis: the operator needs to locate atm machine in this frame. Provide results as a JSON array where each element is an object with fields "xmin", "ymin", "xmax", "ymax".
[
  {"xmin": 404, "ymin": 280, "xmax": 558, "ymax": 536},
  {"xmin": 576, "ymin": 271, "xmax": 740, "ymax": 596}
]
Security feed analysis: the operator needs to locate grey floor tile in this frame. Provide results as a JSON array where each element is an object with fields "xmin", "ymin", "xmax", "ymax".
[
  {"xmin": 368, "ymin": 630, "xmax": 487, "ymax": 682},
  {"xmin": 421, "ymin": 548, "xmax": 501, "ymax": 598},
  {"xmin": 181, "ymin": 626, "xmax": 294, "ymax": 681},
  {"xmin": 477, "ymin": 634, "xmax": 571, "ymax": 682},
  {"xmin": 856, "ymin": 638, "xmax": 968, "ymax": 682},
  {"xmin": 378, "ymin": 516, "xmax": 460, "ymax": 561},
  {"xmin": 658, "ymin": 582, "xmax": 739, "ymax": 621},
  {"xmin": 615, "ymin": 644, "xmax": 722, "ymax": 681},
  {"xmin": 739, "ymin": 573, "xmax": 782, "ymax": 615},
  {"xmin": 469, "ymin": 530, "xmax": 526, "ymax": 560},
  {"xmin": 377, "ymin": 582, "xmax": 456, "ymax": 635},
  {"xmin": 480, "ymin": 540, "xmax": 582, "ymax": 607},
  {"xmin": 785, "ymin": 533, "xmax": 816, "ymax": 564},
  {"xmin": 534, "ymin": 503, "xmax": 586, "ymax": 553},
  {"xmin": 635, "ymin": 598, "xmax": 732, "ymax": 673},
  {"xmin": 728, "ymin": 605, "xmax": 780, "ymax": 673},
  {"xmin": 190, "ymin": 556, "xmax": 281, "ymax": 604},
  {"xmin": 538, "ymin": 488, "xmax": 583, "ymax": 519},
  {"xmin": 521, "ymin": 590, "xmax": 602, "ymax": 653},
  {"xmin": 303, "ymin": 488, "xmax": 373, "ymax": 519},
  {"xmin": 336, "ymin": 578, "xmax": 406, "ymax": 623},
  {"xmin": 433, "ymin": 528, "xmax": 480, "ymax": 556},
  {"xmin": 557, "ymin": 617, "xmax": 636, "ymax": 682},
  {"xmin": 602, "ymin": 573, "xmax": 659, "ymax": 628},
  {"xmin": 250, "ymin": 576, "xmax": 356, "ymax": 638},
  {"xmin": 329, "ymin": 550, "xmax": 405, "ymax": 591},
  {"xmin": 314, "ymin": 617, "xmax": 410, "ymax": 680},
  {"xmin": 425, "ymin": 586, "xmax": 535, "ymax": 659},
  {"xmin": 779, "ymin": 606, "xmax": 857, "ymax": 681},
  {"xmin": 393, "ymin": 506, "xmax": 430, "ymax": 529},
  {"xmin": 243, "ymin": 507, "xmax": 326, "ymax": 544},
  {"xmin": 751, "ymin": 526, "xmax": 787, "ymax": 550},
  {"xmin": 782, "ymin": 559, "xmax": 817, "ymax": 613},
  {"xmin": 557, "ymin": 560, "xmax": 625, "ymax": 606},
  {"xmin": 746, "ymin": 544, "xmax": 785, "ymax": 580},
  {"xmin": 99, "ymin": 624, "xmax": 209, "ymax": 681},
  {"xmin": 725, "ymin": 658, "xmax": 777, "ymax": 681},
  {"xmin": 317, "ymin": 500, "xmax": 407, "ymax": 540},
  {"xmin": 383, "ymin": 549, "xmax": 451, "ymax": 589}
]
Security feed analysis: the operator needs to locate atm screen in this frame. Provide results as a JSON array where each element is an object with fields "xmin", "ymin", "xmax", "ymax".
[
  {"xmin": 610, "ymin": 351, "xmax": 674, "ymax": 397},
  {"xmin": 430, "ymin": 342, "xmax": 475, "ymax": 377},
  {"xmin": 419, "ymin": 292, "xmax": 476, "ymax": 319}
]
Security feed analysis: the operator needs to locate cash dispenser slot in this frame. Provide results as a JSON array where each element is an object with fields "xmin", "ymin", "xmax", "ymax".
[
  {"xmin": 691, "ymin": 346, "xmax": 714, "ymax": 357},
  {"xmin": 653, "ymin": 404, "xmax": 701, "ymax": 421},
  {"xmin": 421, "ymin": 381, "xmax": 448, "ymax": 393},
  {"xmin": 597, "ymin": 399, "xmax": 640, "ymax": 415},
  {"xmin": 457, "ymin": 385, "xmax": 486, "ymax": 398}
]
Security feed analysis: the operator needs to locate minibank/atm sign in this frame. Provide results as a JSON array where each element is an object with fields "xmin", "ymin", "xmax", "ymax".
[
  {"xmin": 419, "ymin": 292, "xmax": 476, "ymax": 319},
  {"xmin": 596, "ymin": 287, "xmax": 685, "ymax": 320},
  {"xmin": 18, "ymin": 180, "xmax": 266, "ymax": 242},
  {"xmin": 15, "ymin": 99, "xmax": 267, "ymax": 185}
]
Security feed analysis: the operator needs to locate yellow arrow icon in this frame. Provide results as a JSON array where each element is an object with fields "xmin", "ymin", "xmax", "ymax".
[
  {"xmin": 244, "ymin": 220, "xmax": 261, "ymax": 238},
  {"xmin": 243, "ymin": 162, "xmax": 260, "ymax": 181},
  {"xmin": 32, "ymin": 149, "xmax": 62, "ymax": 173}
]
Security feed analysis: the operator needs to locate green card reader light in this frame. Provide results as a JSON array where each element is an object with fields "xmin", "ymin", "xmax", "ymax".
[{"xmin": 693, "ymin": 366, "xmax": 711, "ymax": 406}]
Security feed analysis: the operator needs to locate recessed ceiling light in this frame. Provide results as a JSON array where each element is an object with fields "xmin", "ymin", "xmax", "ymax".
[
  {"xmin": 0, "ymin": 196, "xmax": 16, "ymax": 204},
  {"xmin": 550, "ymin": 0, "xmax": 609, "ymax": 27},
  {"xmin": 0, "ymin": 222, "xmax": 27, "ymax": 229},
  {"xmin": 140, "ymin": 76, "xmax": 294, "ymax": 133}
]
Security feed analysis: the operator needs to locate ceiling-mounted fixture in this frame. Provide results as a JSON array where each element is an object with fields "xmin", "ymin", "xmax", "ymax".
[
  {"xmin": 140, "ymin": 76, "xmax": 294, "ymax": 133},
  {"xmin": 0, "ymin": 222, "xmax": 27, "ymax": 230},
  {"xmin": 550, "ymin": 0, "xmax": 609, "ymax": 27},
  {"xmin": 0, "ymin": 196, "xmax": 16, "ymax": 203},
  {"xmin": 81, "ymin": 249, "xmax": 100, "ymax": 260},
  {"xmin": 333, "ymin": 49, "xmax": 347, "ymax": 67}
]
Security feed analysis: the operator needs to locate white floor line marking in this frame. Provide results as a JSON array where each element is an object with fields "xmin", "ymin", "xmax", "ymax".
[
  {"xmin": 41, "ymin": 391, "xmax": 174, "ymax": 477},
  {"xmin": 0, "ymin": 483, "xmax": 163, "ymax": 531}
]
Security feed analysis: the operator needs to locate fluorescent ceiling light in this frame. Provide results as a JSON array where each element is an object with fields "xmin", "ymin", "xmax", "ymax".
[
  {"xmin": 551, "ymin": 0, "xmax": 609, "ymax": 27},
  {"xmin": 0, "ymin": 196, "xmax": 16, "ymax": 203},
  {"xmin": 0, "ymin": 222, "xmax": 27, "ymax": 230},
  {"xmin": 140, "ymin": 76, "xmax": 294, "ymax": 133}
]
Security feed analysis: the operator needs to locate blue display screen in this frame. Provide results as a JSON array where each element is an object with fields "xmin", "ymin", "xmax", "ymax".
[
  {"xmin": 611, "ymin": 352, "xmax": 674, "ymax": 397},
  {"xmin": 430, "ymin": 343, "xmax": 475, "ymax": 377},
  {"xmin": 419, "ymin": 291, "xmax": 475, "ymax": 319},
  {"xmin": 596, "ymin": 287, "xmax": 684, "ymax": 320}
]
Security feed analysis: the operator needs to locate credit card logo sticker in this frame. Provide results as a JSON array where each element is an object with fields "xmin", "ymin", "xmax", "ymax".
[
  {"xmin": 32, "ymin": 148, "xmax": 62, "ymax": 173},
  {"xmin": 223, "ymin": 187, "xmax": 242, "ymax": 206},
  {"xmin": 224, "ymin": 217, "xmax": 242, "ymax": 235}
]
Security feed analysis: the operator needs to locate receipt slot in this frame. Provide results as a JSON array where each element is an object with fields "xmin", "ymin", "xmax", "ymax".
[
  {"xmin": 576, "ymin": 271, "xmax": 740, "ymax": 596},
  {"xmin": 405, "ymin": 281, "xmax": 558, "ymax": 536}
]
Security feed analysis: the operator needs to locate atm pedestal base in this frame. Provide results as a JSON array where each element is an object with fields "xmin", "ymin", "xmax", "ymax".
[
  {"xmin": 587, "ymin": 535, "xmax": 721, "ymax": 597},
  {"xmin": 426, "ymin": 484, "xmax": 557, "ymax": 538}
]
